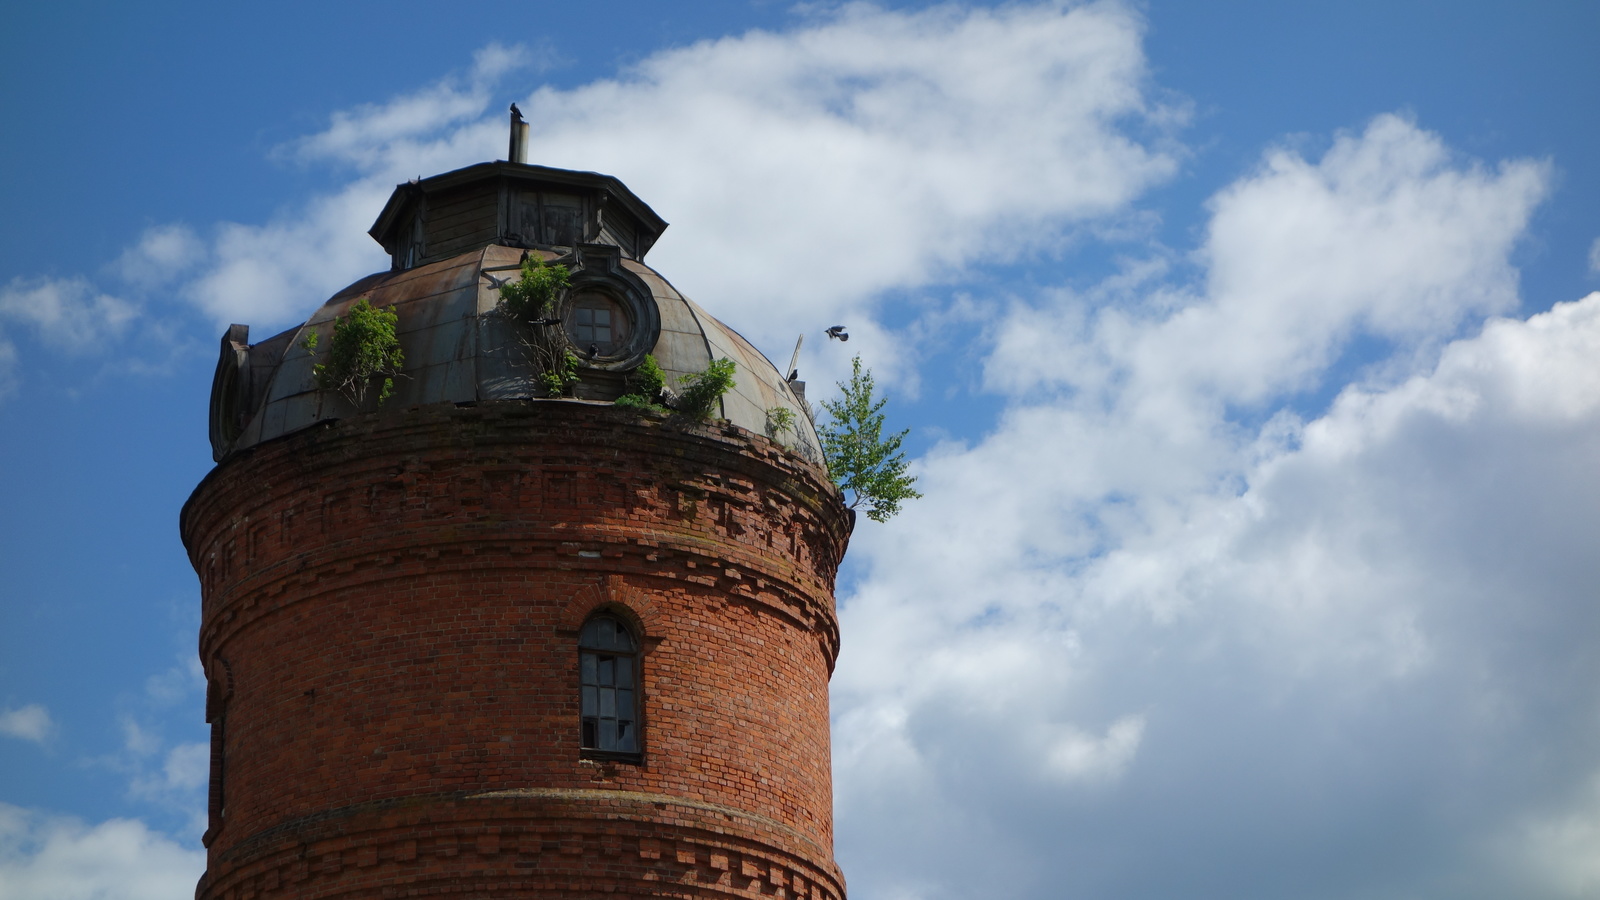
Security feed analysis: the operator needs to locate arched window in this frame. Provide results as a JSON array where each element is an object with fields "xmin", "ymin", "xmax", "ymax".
[{"xmin": 579, "ymin": 615, "xmax": 640, "ymax": 755}]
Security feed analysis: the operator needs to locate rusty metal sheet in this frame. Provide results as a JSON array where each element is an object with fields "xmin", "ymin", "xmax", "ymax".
[
  {"xmin": 475, "ymin": 313, "xmax": 536, "ymax": 400},
  {"xmin": 686, "ymin": 296, "xmax": 820, "ymax": 450},
  {"xmin": 223, "ymin": 242, "xmax": 819, "ymax": 459},
  {"xmin": 626, "ymin": 262, "xmax": 702, "ymax": 337}
]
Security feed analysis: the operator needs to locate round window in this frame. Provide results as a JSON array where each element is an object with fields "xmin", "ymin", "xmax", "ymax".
[{"xmin": 565, "ymin": 292, "xmax": 632, "ymax": 358}]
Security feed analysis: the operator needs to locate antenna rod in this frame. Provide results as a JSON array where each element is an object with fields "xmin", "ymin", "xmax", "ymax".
[
  {"xmin": 786, "ymin": 334, "xmax": 804, "ymax": 381},
  {"xmin": 508, "ymin": 103, "xmax": 530, "ymax": 164}
]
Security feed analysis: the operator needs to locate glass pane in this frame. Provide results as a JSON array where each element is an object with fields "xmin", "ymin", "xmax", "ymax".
[
  {"xmin": 580, "ymin": 620, "xmax": 602, "ymax": 648},
  {"xmin": 617, "ymin": 720, "xmax": 635, "ymax": 751},
  {"xmin": 616, "ymin": 657, "xmax": 633, "ymax": 688},
  {"xmin": 594, "ymin": 309, "xmax": 610, "ymax": 327},
  {"xmin": 600, "ymin": 687, "xmax": 616, "ymax": 718},
  {"xmin": 617, "ymin": 689, "xmax": 633, "ymax": 720},
  {"xmin": 599, "ymin": 719, "xmax": 616, "ymax": 751},
  {"xmin": 581, "ymin": 686, "xmax": 597, "ymax": 716},
  {"xmin": 598, "ymin": 657, "xmax": 614, "ymax": 686},
  {"xmin": 580, "ymin": 653, "xmax": 597, "ymax": 685},
  {"xmin": 598, "ymin": 618, "xmax": 615, "ymax": 649},
  {"xmin": 613, "ymin": 626, "xmax": 633, "ymax": 652}
]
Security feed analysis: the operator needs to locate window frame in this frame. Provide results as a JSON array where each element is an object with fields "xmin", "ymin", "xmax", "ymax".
[
  {"xmin": 564, "ymin": 290, "xmax": 632, "ymax": 359},
  {"xmin": 577, "ymin": 613, "xmax": 644, "ymax": 763}
]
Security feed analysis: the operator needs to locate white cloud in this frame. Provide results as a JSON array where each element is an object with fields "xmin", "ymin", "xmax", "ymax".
[
  {"xmin": 114, "ymin": 224, "xmax": 204, "ymax": 289},
  {"xmin": 183, "ymin": 183, "xmax": 392, "ymax": 328},
  {"xmin": 157, "ymin": 743, "xmax": 210, "ymax": 794},
  {"xmin": 832, "ymin": 120, "xmax": 1589, "ymax": 899},
  {"xmin": 121, "ymin": 727, "xmax": 207, "ymax": 806},
  {"xmin": 142, "ymin": 656, "xmax": 205, "ymax": 709},
  {"xmin": 284, "ymin": 42, "xmax": 528, "ymax": 170},
  {"xmin": 117, "ymin": 718, "xmax": 161, "ymax": 759},
  {"xmin": 1514, "ymin": 770, "xmax": 1600, "ymax": 898},
  {"xmin": 0, "ymin": 277, "xmax": 137, "ymax": 352},
  {"xmin": 0, "ymin": 804, "xmax": 203, "ymax": 900},
  {"xmin": 153, "ymin": 0, "xmax": 1179, "ymax": 367},
  {"xmin": 1044, "ymin": 715, "xmax": 1144, "ymax": 784},
  {"xmin": 990, "ymin": 114, "xmax": 1550, "ymax": 404},
  {"xmin": 0, "ymin": 705, "xmax": 54, "ymax": 744},
  {"xmin": 0, "ymin": 339, "xmax": 17, "ymax": 401},
  {"xmin": 526, "ymin": 1, "xmax": 1180, "ymax": 358}
]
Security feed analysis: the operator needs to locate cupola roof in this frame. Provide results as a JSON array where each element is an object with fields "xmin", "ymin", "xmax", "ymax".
[
  {"xmin": 368, "ymin": 161, "xmax": 669, "ymax": 270},
  {"xmin": 208, "ymin": 149, "xmax": 820, "ymax": 469}
]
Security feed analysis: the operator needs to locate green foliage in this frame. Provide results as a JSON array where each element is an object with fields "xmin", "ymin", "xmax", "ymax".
[
  {"xmin": 818, "ymin": 355, "xmax": 920, "ymax": 522},
  {"xmin": 302, "ymin": 297, "xmax": 404, "ymax": 409},
  {"xmin": 537, "ymin": 349, "xmax": 581, "ymax": 398},
  {"xmin": 615, "ymin": 354, "xmax": 669, "ymax": 413},
  {"xmin": 493, "ymin": 254, "xmax": 580, "ymax": 396},
  {"xmin": 765, "ymin": 406, "xmax": 796, "ymax": 439},
  {"xmin": 676, "ymin": 357, "xmax": 736, "ymax": 420},
  {"xmin": 498, "ymin": 255, "xmax": 570, "ymax": 323},
  {"xmin": 614, "ymin": 393, "xmax": 668, "ymax": 413}
]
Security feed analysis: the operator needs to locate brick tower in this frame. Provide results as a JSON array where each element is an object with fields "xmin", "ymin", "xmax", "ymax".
[{"xmin": 181, "ymin": 124, "xmax": 852, "ymax": 899}]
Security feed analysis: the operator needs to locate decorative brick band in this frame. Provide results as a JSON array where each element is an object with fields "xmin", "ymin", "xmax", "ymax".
[
  {"xmin": 185, "ymin": 402, "xmax": 847, "ymax": 669},
  {"xmin": 197, "ymin": 789, "xmax": 846, "ymax": 900}
]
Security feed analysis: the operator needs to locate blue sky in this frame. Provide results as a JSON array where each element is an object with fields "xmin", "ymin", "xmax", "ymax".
[{"xmin": 2, "ymin": 3, "xmax": 1599, "ymax": 898}]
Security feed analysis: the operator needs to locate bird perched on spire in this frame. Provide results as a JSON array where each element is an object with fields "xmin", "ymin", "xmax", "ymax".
[
  {"xmin": 825, "ymin": 325, "xmax": 849, "ymax": 341},
  {"xmin": 510, "ymin": 103, "xmax": 525, "ymax": 123}
]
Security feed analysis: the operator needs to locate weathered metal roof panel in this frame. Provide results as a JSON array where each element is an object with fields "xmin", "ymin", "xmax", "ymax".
[{"xmin": 214, "ymin": 244, "xmax": 819, "ymax": 467}]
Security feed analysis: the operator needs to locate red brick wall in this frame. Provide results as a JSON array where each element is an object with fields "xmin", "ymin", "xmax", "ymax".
[{"xmin": 180, "ymin": 401, "xmax": 853, "ymax": 899}]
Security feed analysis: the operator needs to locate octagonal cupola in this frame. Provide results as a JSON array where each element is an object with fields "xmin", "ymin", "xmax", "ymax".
[{"xmin": 369, "ymin": 162, "xmax": 667, "ymax": 270}]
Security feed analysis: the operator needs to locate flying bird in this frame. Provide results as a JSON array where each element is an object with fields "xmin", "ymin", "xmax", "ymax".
[
  {"xmin": 825, "ymin": 325, "xmax": 849, "ymax": 342},
  {"xmin": 482, "ymin": 272, "xmax": 510, "ymax": 290}
]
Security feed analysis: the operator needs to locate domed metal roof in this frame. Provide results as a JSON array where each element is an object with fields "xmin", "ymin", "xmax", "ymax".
[{"xmin": 208, "ymin": 242, "xmax": 822, "ymax": 466}]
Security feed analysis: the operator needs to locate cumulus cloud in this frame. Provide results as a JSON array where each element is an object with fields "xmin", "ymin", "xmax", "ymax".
[
  {"xmin": 0, "ymin": 705, "xmax": 54, "ymax": 744},
  {"xmin": 114, "ymin": 224, "xmax": 205, "ymax": 289},
  {"xmin": 0, "ymin": 805, "xmax": 203, "ymax": 900},
  {"xmin": 831, "ymin": 119, "xmax": 1588, "ymax": 899},
  {"xmin": 112, "ymin": 716, "xmax": 208, "ymax": 835},
  {"xmin": 159, "ymin": 0, "xmax": 1179, "ymax": 370},
  {"xmin": 1043, "ymin": 715, "xmax": 1144, "ymax": 784},
  {"xmin": 0, "ymin": 277, "xmax": 137, "ymax": 352},
  {"xmin": 284, "ymin": 42, "xmax": 530, "ymax": 170},
  {"xmin": 0, "ymin": 275, "xmax": 140, "ymax": 400},
  {"xmin": 525, "ymin": 1, "xmax": 1181, "ymax": 362},
  {"xmin": 183, "ymin": 184, "xmax": 393, "ymax": 328},
  {"xmin": 990, "ymin": 114, "xmax": 1550, "ymax": 404}
]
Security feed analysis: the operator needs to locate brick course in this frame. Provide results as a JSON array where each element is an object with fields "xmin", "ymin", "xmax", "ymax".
[{"xmin": 181, "ymin": 400, "xmax": 853, "ymax": 899}]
